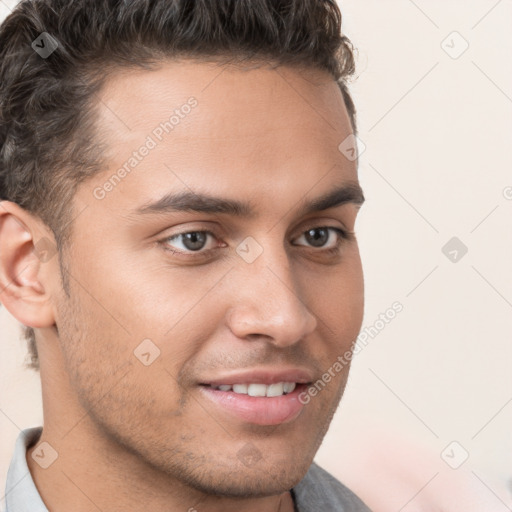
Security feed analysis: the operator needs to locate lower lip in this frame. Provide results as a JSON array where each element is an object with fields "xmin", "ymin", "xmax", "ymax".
[{"xmin": 198, "ymin": 384, "xmax": 309, "ymax": 426}]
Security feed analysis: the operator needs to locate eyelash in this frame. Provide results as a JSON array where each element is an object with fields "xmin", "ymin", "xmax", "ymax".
[{"xmin": 159, "ymin": 226, "xmax": 354, "ymax": 259}]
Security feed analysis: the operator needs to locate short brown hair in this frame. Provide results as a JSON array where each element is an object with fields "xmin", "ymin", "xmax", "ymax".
[{"xmin": 0, "ymin": 0, "xmax": 358, "ymax": 371}]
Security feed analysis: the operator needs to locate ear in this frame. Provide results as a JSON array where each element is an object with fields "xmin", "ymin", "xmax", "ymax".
[{"xmin": 0, "ymin": 200, "xmax": 57, "ymax": 329}]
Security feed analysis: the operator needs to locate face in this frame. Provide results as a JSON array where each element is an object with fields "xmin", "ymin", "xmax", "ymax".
[{"xmin": 53, "ymin": 60, "xmax": 364, "ymax": 497}]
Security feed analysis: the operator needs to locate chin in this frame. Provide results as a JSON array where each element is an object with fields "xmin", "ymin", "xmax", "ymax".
[{"xmin": 176, "ymin": 460, "xmax": 311, "ymax": 498}]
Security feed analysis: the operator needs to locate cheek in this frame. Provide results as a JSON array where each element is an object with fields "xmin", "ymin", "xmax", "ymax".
[
  {"xmin": 101, "ymin": 249, "xmax": 222, "ymax": 336},
  {"xmin": 56, "ymin": 289, "xmax": 191, "ymax": 430},
  {"xmin": 305, "ymin": 252, "xmax": 364, "ymax": 344}
]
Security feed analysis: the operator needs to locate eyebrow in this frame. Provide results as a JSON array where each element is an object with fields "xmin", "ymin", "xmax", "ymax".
[{"xmin": 134, "ymin": 182, "xmax": 365, "ymax": 218}]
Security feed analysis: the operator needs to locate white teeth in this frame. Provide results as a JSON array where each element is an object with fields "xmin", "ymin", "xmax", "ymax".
[
  {"xmin": 266, "ymin": 382, "xmax": 284, "ymax": 397},
  {"xmin": 283, "ymin": 382, "xmax": 296, "ymax": 393},
  {"xmin": 247, "ymin": 383, "xmax": 267, "ymax": 397},
  {"xmin": 232, "ymin": 384, "xmax": 248, "ymax": 394},
  {"xmin": 213, "ymin": 382, "xmax": 297, "ymax": 397}
]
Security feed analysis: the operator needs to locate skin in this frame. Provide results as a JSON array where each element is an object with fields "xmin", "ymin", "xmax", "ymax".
[{"xmin": 0, "ymin": 60, "xmax": 364, "ymax": 512}]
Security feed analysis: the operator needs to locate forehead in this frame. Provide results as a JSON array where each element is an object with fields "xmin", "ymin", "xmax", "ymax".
[{"xmin": 84, "ymin": 59, "xmax": 358, "ymax": 215}]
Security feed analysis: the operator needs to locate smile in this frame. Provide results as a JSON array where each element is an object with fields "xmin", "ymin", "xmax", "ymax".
[
  {"xmin": 199, "ymin": 382, "xmax": 310, "ymax": 425},
  {"xmin": 206, "ymin": 382, "xmax": 297, "ymax": 397}
]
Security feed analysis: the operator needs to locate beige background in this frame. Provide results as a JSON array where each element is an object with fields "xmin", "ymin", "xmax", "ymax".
[{"xmin": 1, "ymin": 1, "xmax": 511, "ymax": 511}]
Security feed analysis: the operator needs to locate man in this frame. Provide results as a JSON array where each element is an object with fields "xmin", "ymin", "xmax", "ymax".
[{"xmin": 0, "ymin": 0, "xmax": 370, "ymax": 510}]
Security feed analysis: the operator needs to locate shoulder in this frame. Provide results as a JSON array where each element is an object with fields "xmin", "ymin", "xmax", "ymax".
[{"xmin": 292, "ymin": 462, "xmax": 372, "ymax": 512}]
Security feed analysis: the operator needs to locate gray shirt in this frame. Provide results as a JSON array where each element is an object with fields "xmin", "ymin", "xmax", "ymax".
[{"xmin": 4, "ymin": 427, "xmax": 371, "ymax": 511}]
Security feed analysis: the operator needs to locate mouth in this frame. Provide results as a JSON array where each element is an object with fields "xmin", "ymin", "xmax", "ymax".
[
  {"xmin": 198, "ymin": 381, "xmax": 312, "ymax": 426},
  {"xmin": 201, "ymin": 381, "xmax": 300, "ymax": 397}
]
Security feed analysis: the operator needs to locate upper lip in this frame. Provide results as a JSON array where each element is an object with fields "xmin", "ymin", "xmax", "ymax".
[{"xmin": 200, "ymin": 367, "xmax": 314, "ymax": 387}]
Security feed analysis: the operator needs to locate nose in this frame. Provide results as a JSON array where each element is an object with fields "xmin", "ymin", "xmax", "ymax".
[{"xmin": 226, "ymin": 245, "xmax": 318, "ymax": 348}]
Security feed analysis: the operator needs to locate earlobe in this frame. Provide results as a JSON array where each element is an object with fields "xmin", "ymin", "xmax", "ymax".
[{"xmin": 0, "ymin": 201, "xmax": 57, "ymax": 329}]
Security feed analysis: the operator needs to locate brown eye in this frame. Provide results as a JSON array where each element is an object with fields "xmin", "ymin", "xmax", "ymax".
[
  {"xmin": 163, "ymin": 230, "xmax": 217, "ymax": 254},
  {"xmin": 294, "ymin": 227, "xmax": 347, "ymax": 250},
  {"xmin": 304, "ymin": 228, "xmax": 329, "ymax": 248}
]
